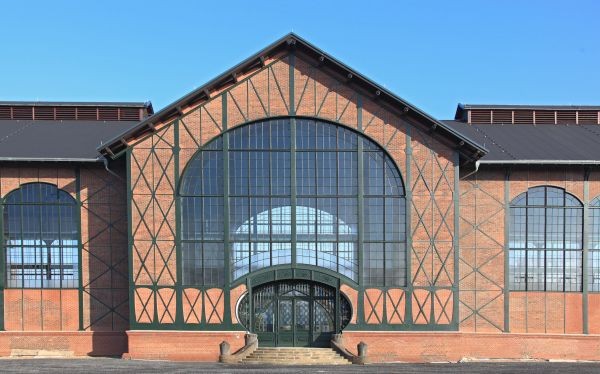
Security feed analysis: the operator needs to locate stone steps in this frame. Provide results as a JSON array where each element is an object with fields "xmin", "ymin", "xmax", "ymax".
[{"xmin": 241, "ymin": 347, "xmax": 351, "ymax": 365}]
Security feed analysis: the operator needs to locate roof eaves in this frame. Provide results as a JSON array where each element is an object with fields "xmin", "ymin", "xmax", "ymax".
[
  {"xmin": 479, "ymin": 160, "xmax": 600, "ymax": 165},
  {"xmin": 99, "ymin": 33, "xmax": 488, "ymax": 158},
  {"xmin": 0, "ymin": 157, "xmax": 102, "ymax": 162}
]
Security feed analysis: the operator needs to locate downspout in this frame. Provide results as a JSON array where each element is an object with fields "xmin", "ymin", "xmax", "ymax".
[
  {"xmin": 460, "ymin": 160, "xmax": 480, "ymax": 180},
  {"xmin": 100, "ymin": 155, "xmax": 124, "ymax": 181}
]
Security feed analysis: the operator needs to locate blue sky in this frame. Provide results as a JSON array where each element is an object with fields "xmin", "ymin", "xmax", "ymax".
[{"xmin": 0, "ymin": 0, "xmax": 598, "ymax": 119}]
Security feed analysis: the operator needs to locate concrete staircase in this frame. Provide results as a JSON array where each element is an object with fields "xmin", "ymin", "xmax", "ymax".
[{"xmin": 241, "ymin": 347, "xmax": 352, "ymax": 365}]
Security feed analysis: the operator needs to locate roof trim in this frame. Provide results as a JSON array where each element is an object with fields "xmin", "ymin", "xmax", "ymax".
[
  {"xmin": 479, "ymin": 160, "xmax": 600, "ymax": 165},
  {"xmin": 0, "ymin": 101, "xmax": 152, "ymax": 108},
  {"xmin": 460, "ymin": 103, "xmax": 600, "ymax": 110},
  {"xmin": 98, "ymin": 33, "xmax": 487, "ymax": 158},
  {"xmin": 0, "ymin": 157, "xmax": 102, "ymax": 162}
]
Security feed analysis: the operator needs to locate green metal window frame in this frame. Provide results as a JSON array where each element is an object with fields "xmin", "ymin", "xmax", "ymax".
[
  {"xmin": 508, "ymin": 185, "xmax": 584, "ymax": 292},
  {"xmin": 177, "ymin": 116, "xmax": 407, "ymax": 288},
  {"xmin": 2, "ymin": 182, "xmax": 81, "ymax": 290}
]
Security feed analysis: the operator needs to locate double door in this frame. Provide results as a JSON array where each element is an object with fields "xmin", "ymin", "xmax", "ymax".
[
  {"xmin": 241, "ymin": 281, "xmax": 347, "ymax": 347},
  {"xmin": 277, "ymin": 297, "xmax": 311, "ymax": 347}
]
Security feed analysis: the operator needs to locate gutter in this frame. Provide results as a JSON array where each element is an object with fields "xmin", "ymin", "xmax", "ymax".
[
  {"xmin": 100, "ymin": 155, "xmax": 124, "ymax": 181},
  {"xmin": 461, "ymin": 160, "xmax": 480, "ymax": 180},
  {"xmin": 478, "ymin": 160, "xmax": 600, "ymax": 165},
  {"xmin": 0, "ymin": 157, "xmax": 101, "ymax": 162}
]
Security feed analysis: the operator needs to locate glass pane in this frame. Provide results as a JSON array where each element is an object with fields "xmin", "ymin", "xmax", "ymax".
[
  {"xmin": 509, "ymin": 207, "xmax": 527, "ymax": 249},
  {"xmin": 546, "ymin": 187, "xmax": 564, "ymax": 206},
  {"xmin": 385, "ymin": 197, "xmax": 405, "ymax": 242},
  {"xmin": 316, "ymin": 152, "xmax": 337, "ymax": 195},
  {"xmin": 249, "ymin": 151, "xmax": 270, "ymax": 195},
  {"xmin": 363, "ymin": 243, "xmax": 384, "ymax": 286},
  {"xmin": 203, "ymin": 243, "xmax": 224, "ymax": 286},
  {"xmin": 182, "ymin": 242, "xmax": 202, "ymax": 285},
  {"xmin": 338, "ymin": 152, "xmax": 357, "ymax": 195},
  {"xmin": 271, "ymin": 152, "xmax": 290, "ymax": 195},
  {"xmin": 527, "ymin": 250, "xmax": 545, "ymax": 291},
  {"xmin": 509, "ymin": 250, "xmax": 526, "ymax": 291},
  {"xmin": 316, "ymin": 122, "xmax": 337, "ymax": 149},
  {"xmin": 296, "ymin": 152, "xmax": 315, "ymax": 195},
  {"xmin": 295, "ymin": 300, "xmax": 310, "ymax": 331},
  {"xmin": 279, "ymin": 300, "xmax": 293, "ymax": 331},
  {"xmin": 564, "ymin": 250, "xmax": 582, "ymax": 292},
  {"xmin": 3, "ymin": 183, "xmax": 79, "ymax": 289},
  {"xmin": 296, "ymin": 119, "xmax": 316, "ymax": 149},
  {"xmin": 565, "ymin": 208, "xmax": 582, "ymax": 250},
  {"xmin": 589, "ymin": 250, "xmax": 600, "ymax": 292},
  {"xmin": 364, "ymin": 198, "xmax": 384, "ymax": 241},
  {"xmin": 385, "ymin": 242, "xmax": 405, "ymax": 286},
  {"xmin": 527, "ymin": 207, "xmax": 545, "ymax": 248},
  {"xmin": 337, "ymin": 127, "xmax": 358, "ymax": 150},
  {"xmin": 527, "ymin": 186, "xmax": 545, "ymax": 206},
  {"xmin": 364, "ymin": 151, "xmax": 384, "ymax": 195},
  {"xmin": 180, "ymin": 119, "xmax": 406, "ymax": 283},
  {"xmin": 229, "ymin": 151, "xmax": 248, "ymax": 195}
]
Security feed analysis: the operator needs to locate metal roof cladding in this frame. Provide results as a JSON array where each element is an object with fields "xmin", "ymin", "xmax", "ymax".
[
  {"xmin": 443, "ymin": 120, "xmax": 600, "ymax": 164},
  {"xmin": 0, "ymin": 120, "xmax": 141, "ymax": 162}
]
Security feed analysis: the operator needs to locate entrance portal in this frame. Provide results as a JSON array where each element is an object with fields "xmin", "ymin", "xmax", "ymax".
[{"xmin": 238, "ymin": 280, "xmax": 351, "ymax": 347}]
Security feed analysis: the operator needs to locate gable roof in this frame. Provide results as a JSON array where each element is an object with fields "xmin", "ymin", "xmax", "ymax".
[{"xmin": 98, "ymin": 33, "xmax": 487, "ymax": 159}]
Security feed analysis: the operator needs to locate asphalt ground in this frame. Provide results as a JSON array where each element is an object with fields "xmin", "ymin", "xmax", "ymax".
[{"xmin": 0, "ymin": 358, "xmax": 600, "ymax": 374}]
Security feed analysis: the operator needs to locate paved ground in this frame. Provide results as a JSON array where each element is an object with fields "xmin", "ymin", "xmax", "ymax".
[{"xmin": 0, "ymin": 358, "xmax": 599, "ymax": 373}]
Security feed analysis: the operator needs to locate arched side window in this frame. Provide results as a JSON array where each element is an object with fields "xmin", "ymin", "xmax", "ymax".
[
  {"xmin": 3, "ymin": 183, "xmax": 79, "ymax": 288},
  {"xmin": 179, "ymin": 118, "xmax": 406, "ymax": 286},
  {"xmin": 509, "ymin": 186, "xmax": 583, "ymax": 292},
  {"xmin": 589, "ymin": 197, "xmax": 600, "ymax": 292}
]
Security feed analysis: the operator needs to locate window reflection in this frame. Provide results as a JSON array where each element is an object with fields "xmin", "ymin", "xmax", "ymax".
[
  {"xmin": 3, "ymin": 183, "xmax": 79, "ymax": 289},
  {"xmin": 509, "ymin": 186, "xmax": 583, "ymax": 292},
  {"xmin": 588, "ymin": 197, "xmax": 600, "ymax": 292},
  {"xmin": 180, "ymin": 118, "xmax": 406, "ymax": 286}
]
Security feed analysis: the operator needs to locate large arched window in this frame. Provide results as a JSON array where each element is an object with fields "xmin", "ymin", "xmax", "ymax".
[
  {"xmin": 509, "ymin": 186, "xmax": 583, "ymax": 292},
  {"xmin": 3, "ymin": 183, "xmax": 79, "ymax": 288},
  {"xmin": 589, "ymin": 197, "xmax": 600, "ymax": 292},
  {"xmin": 180, "ymin": 118, "xmax": 406, "ymax": 286}
]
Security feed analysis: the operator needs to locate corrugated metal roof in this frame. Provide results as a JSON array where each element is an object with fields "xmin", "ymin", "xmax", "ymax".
[
  {"xmin": 443, "ymin": 120, "xmax": 600, "ymax": 163},
  {"xmin": 0, "ymin": 120, "xmax": 140, "ymax": 161}
]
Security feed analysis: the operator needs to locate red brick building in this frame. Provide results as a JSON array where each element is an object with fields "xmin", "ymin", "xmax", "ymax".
[{"xmin": 1, "ymin": 34, "xmax": 599, "ymax": 362}]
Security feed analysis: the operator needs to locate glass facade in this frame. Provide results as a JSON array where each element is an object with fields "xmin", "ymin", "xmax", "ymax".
[
  {"xmin": 3, "ymin": 183, "xmax": 79, "ymax": 288},
  {"xmin": 509, "ymin": 186, "xmax": 583, "ymax": 292},
  {"xmin": 180, "ymin": 118, "xmax": 407, "ymax": 286}
]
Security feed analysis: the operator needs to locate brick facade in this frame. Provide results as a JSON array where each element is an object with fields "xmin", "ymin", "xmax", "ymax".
[
  {"xmin": 0, "ymin": 163, "xmax": 129, "ymax": 356},
  {"xmin": 0, "ymin": 47, "xmax": 599, "ymax": 362}
]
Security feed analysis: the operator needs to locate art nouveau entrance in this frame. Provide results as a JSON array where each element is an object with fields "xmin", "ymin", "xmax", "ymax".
[{"xmin": 238, "ymin": 280, "xmax": 351, "ymax": 347}]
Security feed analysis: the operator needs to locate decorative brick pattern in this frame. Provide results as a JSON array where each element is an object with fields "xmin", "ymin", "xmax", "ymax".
[
  {"xmin": 0, "ymin": 164, "xmax": 128, "ymax": 333},
  {"xmin": 459, "ymin": 169, "xmax": 505, "ymax": 332}
]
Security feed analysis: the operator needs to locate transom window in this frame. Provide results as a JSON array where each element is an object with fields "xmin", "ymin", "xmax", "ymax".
[
  {"xmin": 3, "ymin": 183, "xmax": 79, "ymax": 288},
  {"xmin": 179, "ymin": 118, "xmax": 406, "ymax": 286},
  {"xmin": 509, "ymin": 186, "xmax": 583, "ymax": 292}
]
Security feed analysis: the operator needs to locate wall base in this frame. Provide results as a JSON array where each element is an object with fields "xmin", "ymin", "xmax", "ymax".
[
  {"xmin": 0, "ymin": 331, "xmax": 127, "ymax": 357},
  {"xmin": 126, "ymin": 330, "xmax": 246, "ymax": 361},
  {"xmin": 341, "ymin": 332, "xmax": 600, "ymax": 363}
]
